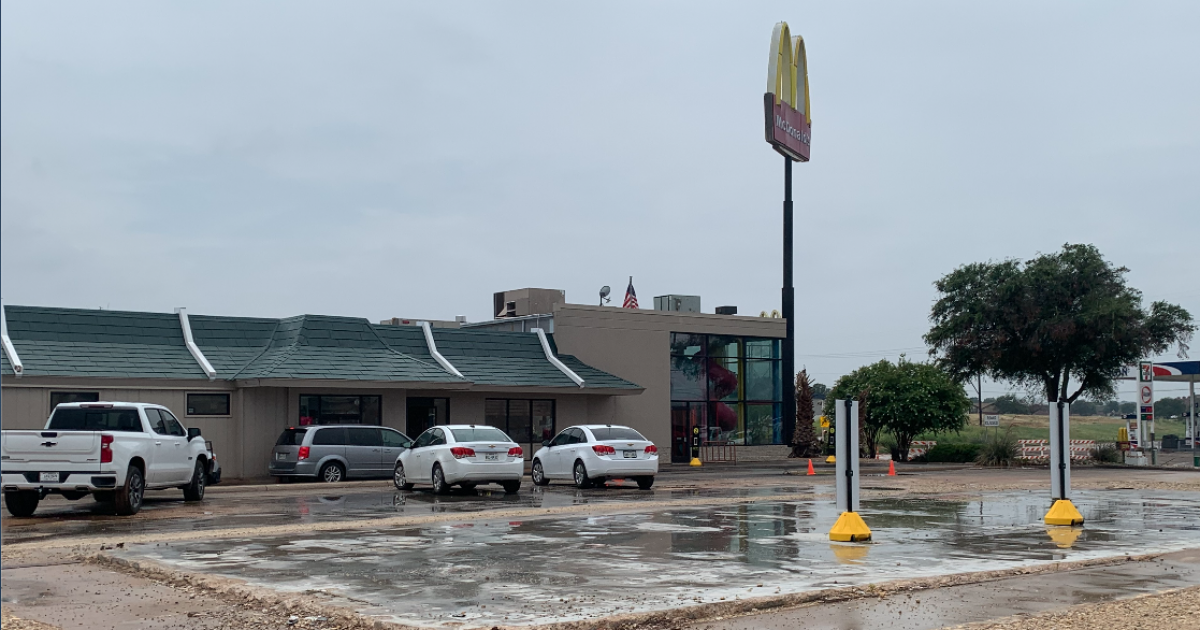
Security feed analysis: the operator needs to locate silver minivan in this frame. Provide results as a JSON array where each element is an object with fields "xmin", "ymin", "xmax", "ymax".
[{"xmin": 269, "ymin": 425, "xmax": 411, "ymax": 482}]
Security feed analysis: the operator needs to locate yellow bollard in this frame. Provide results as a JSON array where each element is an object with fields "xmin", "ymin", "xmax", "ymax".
[
  {"xmin": 829, "ymin": 511, "xmax": 872, "ymax": 542},
  {"xmin": 1044, "ymin": 499, "xmax": 1084, "ymax": 526},
  {"xmin": 825, "ymin": 455, "xmax": 836, "ymax": 464},
  {"xmin": 689, "ymin": 457, "xmax": 702, "ymax": 467}
]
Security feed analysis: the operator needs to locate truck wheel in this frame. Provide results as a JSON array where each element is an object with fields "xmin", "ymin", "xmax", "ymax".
[
  {"xmin": 4, "ymin": 491, "xmax": 40, "ymax": 517},
  {"xmin": 114, "ymin": 465, "xmax": 145, "ymax": 516},
  {"xmin": 183, "ymin": 461, "xmax": 206, "ymax": 502}
]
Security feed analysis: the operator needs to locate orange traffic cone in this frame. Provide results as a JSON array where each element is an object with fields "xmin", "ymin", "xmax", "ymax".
[
  {"xmin": 807, "ymin": 459, "xmax": 816, "ymax": 475},
  {"xmin": 888, "ymin": 459, "xmax": 897, "ymax": 476}
]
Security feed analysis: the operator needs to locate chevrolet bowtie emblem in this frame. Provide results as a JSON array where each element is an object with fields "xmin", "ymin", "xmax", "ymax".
[{"xmin": 41, "ymin": 441, "xmax": 57, "ymax": 447}]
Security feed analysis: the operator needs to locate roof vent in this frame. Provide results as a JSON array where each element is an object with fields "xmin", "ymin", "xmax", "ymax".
[
  {"xmin": 715, "ymin": 306, "xmax": 737, "ymax": 315},
  {"xmin": 455, "ymin": 315, "xmax": 467, "ymax": 324}
]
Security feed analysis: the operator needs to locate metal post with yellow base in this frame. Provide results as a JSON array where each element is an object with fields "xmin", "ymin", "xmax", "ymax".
[
  {"xmin": 1044, "ymin": 401, "xmax": 1084, "ymax": 526},
  {"xmin": 829, "ymin": 399, "xmax": 871, "ymax": 542},
  {"xmin": 689, "ymin": 426, "xmax": 702, "ymax": 467}
]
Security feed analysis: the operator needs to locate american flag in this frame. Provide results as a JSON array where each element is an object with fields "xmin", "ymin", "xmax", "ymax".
[{"xmin": 623, "ymin": 277, "xmax": 638, "ymax": 309}]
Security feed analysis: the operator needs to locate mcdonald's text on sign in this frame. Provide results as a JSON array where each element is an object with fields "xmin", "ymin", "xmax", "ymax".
[{"xmin": 764, "ymin": 22, "xmax": 812, "ymax": 162}]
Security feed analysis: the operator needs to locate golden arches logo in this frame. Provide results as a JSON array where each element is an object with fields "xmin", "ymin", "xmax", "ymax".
[{"xmin": 764, "ymin": 21, "xmax": 811, "ymax": 162}]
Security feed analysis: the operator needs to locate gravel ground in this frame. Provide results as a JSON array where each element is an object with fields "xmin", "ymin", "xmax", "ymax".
[
  {"xmin": 2, "ymin": 607, "xmax": 60, "ymax": 630},
  {"xmin": 951, "ymin": 585, "xmax": 1200, "ymax": 630}
]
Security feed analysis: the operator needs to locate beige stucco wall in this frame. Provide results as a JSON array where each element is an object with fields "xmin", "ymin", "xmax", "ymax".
[{"xmin": 552, "ymin": 304, "xmax": 787, "ymax": 459}]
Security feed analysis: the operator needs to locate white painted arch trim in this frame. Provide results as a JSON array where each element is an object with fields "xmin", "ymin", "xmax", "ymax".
[
  {"xmin": 1, "ymin": 304, "xmax": 24, "ymax": 377},
  {"xmin": 175, "ymin": 307, "xmax": 217, "ymax": 380},
  {"xmin": 419, "ymin": 321, "xmax": 465, "ymax": 379},
  {"xmin": 532, "ymin": 327, "xmax": 584, "ymax": 388}
]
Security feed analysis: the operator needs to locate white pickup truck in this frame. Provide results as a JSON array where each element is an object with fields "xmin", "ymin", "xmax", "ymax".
[{"xmin": 1, "ymin": 402, "xmax": 214, "ymax": 517}]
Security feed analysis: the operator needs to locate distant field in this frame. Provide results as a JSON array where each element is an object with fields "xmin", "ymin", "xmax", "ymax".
[{"xmin": 915, "ymin": 414, "xmax": 1190, "ymax": 444}]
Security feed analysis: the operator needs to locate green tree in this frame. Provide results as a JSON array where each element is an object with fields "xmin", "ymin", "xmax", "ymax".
[
  {"xmin": 991, "ymin": 394, "xmax": 1028, "ymax": 415},
  {"xmin": 1071, "ymin": 400, "xmax": 1098, "ymax": 416},
  {"xmin": 925, "ymin": 244, "xmax": 1195, "ymax": 404},
  {"xmin": 789, "ymin": 369, "xmax": 819, "ymax": 457},
  {"xmin": 1155, "ymin": 397, "xmax": 1186, "ymax": 418},
  {"xmin": 1118, "ymin": 401, "xmax": 1136, "ymax": 415},
  {"xmin": 827, "ymin": 358, "xmax": 970, "ymax": 461}
]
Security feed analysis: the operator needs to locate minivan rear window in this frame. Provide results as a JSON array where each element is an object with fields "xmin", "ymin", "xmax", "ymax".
[
  {"xmin": 450, "ymin": 427, "xmax": 512, "ymax": 443},
  {"xmin": 47, "ymin": 408, "xmax": 143, "ymax": 432},
  {"xmin": 276, "ymin": 429, "xmax": 307, "ymax": 446},
  {"xmin": 588, "ymin": 427, "xmax": 646, "ymax": 441}
]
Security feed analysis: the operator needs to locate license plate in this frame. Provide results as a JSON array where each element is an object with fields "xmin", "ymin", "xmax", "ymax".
[
  {"xmin": 39, "ymin": 472, "xmax": 60, "ymax": 483},
  {"xmin": 276, "ymin": 452, "xmax": 287, "ymax": 461},
  {"xmin": 623, "ymin": 450, "xmax": 637, "ymax": 459},
  {"xmin": 484, "ymin": 454, "xmax": 500, "ymax": 461}
]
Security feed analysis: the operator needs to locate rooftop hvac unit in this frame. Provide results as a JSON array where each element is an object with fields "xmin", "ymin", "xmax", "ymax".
[{"xmin": 653, "ymin": 295, "xmax": 701, "ymax": 313}]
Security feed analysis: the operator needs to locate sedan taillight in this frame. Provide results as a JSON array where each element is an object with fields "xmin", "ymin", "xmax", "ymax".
[
  {"xmin": 645, "ymin": 445, "xmax": 658, "ymax": 454},
  {"xmin": 450, "ymin": 446, "xmax": 476, "ymax": 459},
  {"xmin": 592, "ymin": 444, "xmax": 616, "ymax": 456},
  {"xmin": 298, "ymin": 446, "xmax": 310, "ymax": 460},
  {"xmin": 100, "ymin": 434, "xmax": 114, "ymax": 464},
  {"xmin": 508, "ymin": 446, "xmax": 523, "ymax": 457}
]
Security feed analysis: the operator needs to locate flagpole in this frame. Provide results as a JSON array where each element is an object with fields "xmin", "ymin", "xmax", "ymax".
[{"xmin": 782, "ymin": 156, "xmax": 796, "ymax": 445}]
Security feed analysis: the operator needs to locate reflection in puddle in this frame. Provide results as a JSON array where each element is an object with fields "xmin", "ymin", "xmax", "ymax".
[{"xmin": 116, "ymin": 490, "xmax": 1200, "ymax": 628}]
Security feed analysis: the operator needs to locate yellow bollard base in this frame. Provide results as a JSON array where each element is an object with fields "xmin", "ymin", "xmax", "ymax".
[
  {"xmin": 825, "ymin": 455, "xmax": 836, "ymax": 464},
  {"xmin": 689, "ymin": 457, "xmax": 702, "ymax": 467},
  {"xmin": 1044, "ymin": 499, "xmax": 1084, "ymax": 526},
  {"xmin": 829, "ymin": 511, "xmax": 872, "ymax": 542}
]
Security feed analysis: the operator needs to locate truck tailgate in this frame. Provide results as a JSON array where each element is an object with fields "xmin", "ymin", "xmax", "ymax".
[{"xmin": 2, "ymin": 431, "xmax": 100, "ymax": 464}]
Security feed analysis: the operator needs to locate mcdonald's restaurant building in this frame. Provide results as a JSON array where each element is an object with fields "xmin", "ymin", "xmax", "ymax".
[{"xmin": 1, "ymin": 298, "xmax": 787, "ymax": 481}]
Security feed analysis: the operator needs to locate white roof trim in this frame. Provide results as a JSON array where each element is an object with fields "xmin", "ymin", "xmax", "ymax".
[
  {"xmin": 175, "ymin": 307, "xmax": 217, "ymax": 380},
  {"xmin": 1, "ymin": 304, "xmax": 23, "ymax": 377},
  {"xmin": 532, "ymin": 327, "xmax": 584, "ymax": 388},
  {"xmin": 419, "ymin": 321, "xmax": 465, "ymax": 379}
]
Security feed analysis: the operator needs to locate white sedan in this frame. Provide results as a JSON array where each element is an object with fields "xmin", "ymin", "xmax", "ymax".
[
  {"xmin": 393, "ymin": 425, "xmax": 523, "ymax": 494},
  {"xmin": 530, "ymin": 425, "xmax": 658, "ymax": 489}
]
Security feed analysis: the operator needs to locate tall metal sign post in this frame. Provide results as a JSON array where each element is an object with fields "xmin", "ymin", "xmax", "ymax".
[
  {"xmin": 1138, "ymin": 360, "xmax": 1155, "ymax": 464},
  {"xmin": 829, "ymin": 399, "xmax": 871, "ymax": 541},
  {"xmin": 1044, "ymin": 400, "xmax": 1084, "ymax": 526},
  {"xmin": 764, "ymin": 22, "xmax": 811, "ymax": 444}
]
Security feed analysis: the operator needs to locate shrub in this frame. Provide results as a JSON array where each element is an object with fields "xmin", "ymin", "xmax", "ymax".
[
  {"xmin": 976, "ymin": 430, "xmax": 1019, "ymax": 467},
  {"xmin": 1091, "ymin": 443, "xmax": 1122, "ymax": 463},
  {"xmin": 923, "ymin": 443, "xmax": 982, "ymax": 463}
]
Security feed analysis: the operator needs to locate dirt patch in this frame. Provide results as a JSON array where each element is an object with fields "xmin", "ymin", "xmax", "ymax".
[
  {"xmin": 2, "ymin": 607, "xmax": 61, "ymax": 630},
  {"xmin": 949, "ymin": 585, "xmax": 1200, "ymax": 630}
]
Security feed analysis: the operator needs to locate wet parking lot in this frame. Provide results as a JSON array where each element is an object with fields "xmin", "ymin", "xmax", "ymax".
[{"xmin": 106, "ymin": 488, "xmax": 1200, "ymax": 628}]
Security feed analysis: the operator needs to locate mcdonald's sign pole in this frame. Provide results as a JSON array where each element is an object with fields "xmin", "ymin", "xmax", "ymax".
[{"xmin": 764, "ymin": 22, "xmax": 811, "ymax": 448}]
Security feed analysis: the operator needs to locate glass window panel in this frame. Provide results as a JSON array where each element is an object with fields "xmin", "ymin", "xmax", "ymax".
[
  {"xmin": 745, "ymin": 338, "xmax": 781, "ymax": 359},
  {"xmin": 484, "ymin": 399, "xmax": 507, "ymax": 429},
  {"xmin": 669, "ymin": 333, "xmax": 706, "ymax": 357},
  {"xmin": 381, "ymin": 428, "xmax": 410, "ymax": 447},
  {"xmin": 433, "ymin": 398, "xmax": 449, "ymax": 424},
  {"xmin": 450, "ymin": 427, "xmax": 512, "ymax": 443},
  {"xmin": 670, "ymin": 402, "xmax": 706, "ymax": 463},
  {"xmin": 362, "ymin": 396, "xmax": 381, "ymax": 425},
  {"xmin": 707, "ymin": 336, "xmax": 740, "ymax": 359},
  {"xmin": 745, "ymin": 360, "xmax": 782, "ymax": 401},
  {"xmin": 708, "ymin": 357, "xmax": 741, "ymax": 402},
  {"xmin": 187, "ymin": 393, "xmax": 230, "ymax": 416},
  {"xmin": 49, "ymin": 392, "xmax": 99, "ymax": 414},
  {"xmin": 746, "ymin": 403, "xmax": 783, "ymax": 445},
  {"xmin": 507, "ymin": 400, "xmax": 532, "ymax": 445},
  {"xmin": 316, "ymin": 396, "xmax": 362, "ymax": 424},
  {"xmin": 532, "ymin": 400, "xmax": 555, "ymax": 446},
  {"xmin": 299, "ymin": 396, "xmax": 320, "ymax": 426},
  {"xmin": 708, "ymin": 402, "xmax": 743, "ymax": 445},
  {"xmin": 48, "ymin": 407, "xmax": 142, "ymax": 433},
  {"xmin": 347, "ymin": 427, "xmax": 383, "ymax": 447},
  {"xmin": 313, "ymin": 427, "xmax": 346, "ymax": 446},
  {"xmin": 670, "ymin": 355, "xmax": 707, "ymax": 401}
]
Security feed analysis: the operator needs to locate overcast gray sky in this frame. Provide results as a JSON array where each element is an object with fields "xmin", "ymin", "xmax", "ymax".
[{"xmin": 3, "ymin": 2, "xmax": 1197, "ymax": 399}]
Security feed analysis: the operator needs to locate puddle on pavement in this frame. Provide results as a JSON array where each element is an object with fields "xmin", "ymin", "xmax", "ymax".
[
  {"xmin": 113, "ymin": 489, "xmax": 1200, "ymax": 628},
  {"xmin": 0, "ymin": 485, "xmax": 804, "ymax": 544}
]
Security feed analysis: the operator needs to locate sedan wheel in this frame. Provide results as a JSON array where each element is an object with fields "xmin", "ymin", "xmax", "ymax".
[
  {"xmin": 394, "ymin": 463, "xmax": 414, "ymax": 491},
  {"xmin": 573, "ymin": 460, "xmax": 593, "ymax": 489},
  {"xmin": 431, "ymin": 464, "xmax": 449, "ymax": 495},
  {"xmin": 531, "ymin": 460, "xmax": 549, "ymax": 486}
]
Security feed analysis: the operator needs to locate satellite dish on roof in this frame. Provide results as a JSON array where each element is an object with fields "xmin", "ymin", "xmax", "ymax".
[{"xmin": 599, "ymin": 286, "xmax": 611, "ymax": 306}]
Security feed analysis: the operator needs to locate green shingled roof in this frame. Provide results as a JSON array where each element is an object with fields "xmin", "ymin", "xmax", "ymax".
[{"xmin": 1, "ymin": 306, "xmax": 640, "ymax": 391}]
